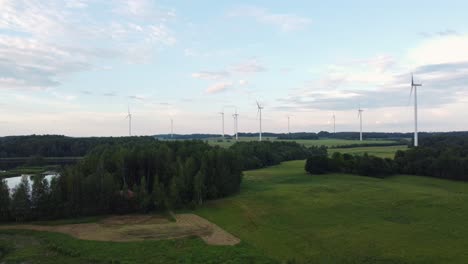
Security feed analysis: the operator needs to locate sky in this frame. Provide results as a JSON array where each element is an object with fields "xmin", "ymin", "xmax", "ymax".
[{"xmin": 1, "ymin": 0, "xmax": 468, "ymax": 137}]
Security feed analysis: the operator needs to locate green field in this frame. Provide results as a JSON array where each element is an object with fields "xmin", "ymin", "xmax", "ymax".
[
  {"xmin": 329, "ymin": 145, "xmax": 408, "ymax": 158},
  {"xmin": 0, "ymin": 230, "xmax": 274, "ymax": 264},
  {"xmin": 207, "ymin": 137, "xmax": 399, "ymax": 148},
  {"xmin": 195, "ymin": 160, "xmax": 468, "ymax": 263}
]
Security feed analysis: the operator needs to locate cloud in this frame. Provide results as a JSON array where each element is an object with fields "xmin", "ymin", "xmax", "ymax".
[
  {"xmin": 419, "ymin": 29, "xmax": 459, "ymax": 38},
  {"xmin": 205, "ymin": 82, "xmax": 233, "ymax": 94},
  {"xmin": 191, "ymin": 71, "xmax": 230, "ymax": 80},
  {"xmin": 128, "ymin": 95, "xmax": 146, "ymax": 101},
  {"xmin": 278, "ymin": 34, "xmax": 468, "ymax": 112},
  {"xmin": 103, "ymin": 92, "xmax": 117, "ymax": 97},
  {"xmin": 228, "ymin": 6, "xmax": 311, "ymax": 31},
  {"xmin": 238, "ymin": 80, "xmax": 248, "ymax": 86},
  {"xmin": 231, "ymin": 59, "xmax": 267, "ymax": 73},
  {"xmin": 408, "ymin": 35, "xmax": 468, "ymax": 66},
  {"xmin": 0, "ymin": 0, "xmax": 176, "ymax": 90}
]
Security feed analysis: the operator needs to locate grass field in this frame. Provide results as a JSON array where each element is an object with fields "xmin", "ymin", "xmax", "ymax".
[
  {"xmin": 0, "ymin": 230, "xmax": 274, "ymax": 264},
  {"xmin": 207, "ymin": 137, "xmax": 399, "ymax": 148},
  {"xmin": 329, "ymin": 145, "xmax": 408, "ymax": 158},
  {"xmin": 195, "ymin": 160, "xmax": 468, "ymax": 263}
]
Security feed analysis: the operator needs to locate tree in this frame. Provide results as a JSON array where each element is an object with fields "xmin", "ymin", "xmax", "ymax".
[
  {"xmin": 11, "ymin": 176, "xmax": 31, "ymax": 221},
  {"xmin": 305, "ymin": 155, "xmax": 329, "ymax": 174},
  {"xmin": 0, "ymin": 179, "xmax": 10, "ymax": 221},
  {"xmin": 31, "ymin": 175, "xmax": 50, "ymax": 219}
]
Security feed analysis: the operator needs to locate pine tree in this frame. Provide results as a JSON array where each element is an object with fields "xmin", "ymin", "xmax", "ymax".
[
  {"xmin": 152, "ymin": 174, "xmax": 166, "ymax": 210},
  {"xmin": 11, "ymin": 176, "xmax": 31, "ymax": 221},
  {"xmin": 0, "ymin": 178, "xmax": 10, "ymax": 221},
  {"xmin": 31, "ymin": 175, "xmax": 49, "ymax": 219}
]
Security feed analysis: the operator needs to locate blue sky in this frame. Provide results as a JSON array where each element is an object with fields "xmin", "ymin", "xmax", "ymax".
[{"xmin": 1, "ymin": 0, "xmax": 468, "ymax": 136}]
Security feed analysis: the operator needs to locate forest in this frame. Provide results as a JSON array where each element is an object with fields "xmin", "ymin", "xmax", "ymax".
[{"xmin": 0, "ymin": 140, "xmax": 320, "ymax": 222}]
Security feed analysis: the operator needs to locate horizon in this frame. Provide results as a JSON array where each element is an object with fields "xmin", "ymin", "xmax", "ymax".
[{"xmin": 1, "ymin": 0, "xmax": 468, "ymax": 136}]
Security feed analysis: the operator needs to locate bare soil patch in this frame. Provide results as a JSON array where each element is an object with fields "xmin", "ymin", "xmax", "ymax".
[{"xmin": 0, "ymin": 214, "xmax": 240, "ymax": 246}]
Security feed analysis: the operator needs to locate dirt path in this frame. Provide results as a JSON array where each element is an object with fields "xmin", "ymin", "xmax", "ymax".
[{"xmin": 0, "ymin": 214, "xmax": 240, "ymax": 246}]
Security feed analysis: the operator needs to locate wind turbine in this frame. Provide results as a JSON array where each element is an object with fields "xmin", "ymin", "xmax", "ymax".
[
  {"xmin": 219, "ymin": 110, "xmax": 225, "ymax": 139},
  {"xmin": 332, "ymin": 113, "xmax": 336, "ymax": 134},
  {"xmin": 410, "ymin": 73, "xmax": 422, "ymax": 147},
  {"xmin": 232, "ymin": 108, "xmax": 239, "ymax": 141},
  {"xmin": 256, "ymin": 101, "xmax": 264, "ymax": 141},
  {"xmin": 125, "ymin": 105, "xmax": 132, "ymax": 136},
  {"xmin": 170, "ymin": 118, "xmax": 174, "ymax": 139},
  {"xmin": 358, "ymin": 107, "xmax": 364, "ymax": 141},
  {"xmin": 287, "ymin": 115, "xmax": 291, "ymax": 135}
]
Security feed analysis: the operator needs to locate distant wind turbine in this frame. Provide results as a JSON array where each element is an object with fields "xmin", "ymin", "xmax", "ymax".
[
  {"xmin": 219, "ymin": 110, "xmax": 225, "ymax": 138},
  {"xmin": 256, "ymin": 100, "xmax": 264, "ymax": 141},
  {"xmin": 232, "ymin": 108, "xmax": 239, "ymax": 141},
  {"xmin": 170, "ymin": 118, "xmax": 174, "ymax": 139},
  {"xmin": 125, "ymin": 105, "xmax": 132, "ymax": 136},
  {"xmin": 358, "ymin": 107, "xmax": 364, "ymax": 141},
  {"xmin": 287, "ymin": 115, "xmax": 291, "ymax": 135},
  {"xmin": 332, "ymin": 113, "xmax": 336, "ymax": 134},
  {"xmin": 410, "ymin": 73, "xmax": 422, "ymax": 147}
]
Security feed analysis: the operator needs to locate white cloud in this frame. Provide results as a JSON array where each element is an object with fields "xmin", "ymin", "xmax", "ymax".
[
  {"xmin": 228, "ymin": 6, "xmax": 311, "ymax": 31},
  {"xmin": 408, "ymin": 35, "xmax": 468, "ymax": 67},
  {"xmin": 191, "ymin": 71, "xmax": 230, "ymax": 80},
  {"xmin": 0, "ymin": 0, "xmax": 176, "ymax": 90},
  {"xmin": 205, "ymin": 82, "xmax": 233, "ymax": 94},
  {"xmin": 231, "ymin": 59, "xmax": 267, "ymax": 73},
  {"xmin": 238, "ymin": 79, "xmax": 248, "ymax": 86}
]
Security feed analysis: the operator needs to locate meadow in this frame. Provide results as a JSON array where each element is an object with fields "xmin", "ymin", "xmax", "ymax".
[
  {"xmin": 329, "ymin": 145, "xmax": 408, "ymax": 158},
  {"xmin": 206, "ymin": 137, "xmax": 399, "ymax": 149},
  {"xmin": 195, "ymin": 160, "xmax": 468, "ymax": 263}
]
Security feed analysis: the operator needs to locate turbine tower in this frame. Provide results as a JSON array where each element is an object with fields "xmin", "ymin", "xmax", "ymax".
[
  {"xmin": 358, "ymin": 107, "xmax": 364, "ymax": 141},
  {"xmin": 219, "ymin": 110, "xmax": 225, "ymax": 139},
  {"xmin": 410, "ymin": 73, "xmax": 422, "ymax": 147},
  {"xmin": 126, "ymin": 105, "xmax": 132, "ymax": 136},
  {"xmin": 287, "ymin": 115, "xmax": 291, "ymax": 135},
  {"xmin": 332, "ymin": 113, "xmax": 336, "ymax": 134},
  {"xmin": 170, "ymin": 118, "xmax": 174, "ymax": 139},
  {"xmin": 256, "ymin": 101, "xmax": 264, "ymax": 141},
  {"xmin": 232, "ymin": 108, "xmax": 239, "ymax": 141}
]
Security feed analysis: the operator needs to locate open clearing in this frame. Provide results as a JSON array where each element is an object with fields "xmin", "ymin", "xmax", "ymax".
[
  {"xmin": 207, "ymin": 137, "xmax": 399, "ymax": 148},
  {"xmin": 0, "ymin": 214, "xmax": 239, "ymax": 246},
  {"xmin": 196, "ymin": 160, "xmax": 468, "ymax": 263}
]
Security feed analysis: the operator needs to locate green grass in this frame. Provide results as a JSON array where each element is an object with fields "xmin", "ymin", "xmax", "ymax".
[
  {"xmin": 207, "ymin": 137, "xmax": 398, "ymax": 148},
  {"xmin": 195, "ymin": 160, "xmax": 468, "ymax": 263},
  {"xmin": 329, "ymin": 145, "xmax": 408, "ymax": 158},
  {"xmin": 0, "ymin": 165, "xmax": 58, "ymax": 178},
  {"xmin": 0, "ymin": 229, "xmax": 276, "ymax": 264}
]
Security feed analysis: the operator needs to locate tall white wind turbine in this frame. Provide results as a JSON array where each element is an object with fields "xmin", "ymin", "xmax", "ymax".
[
  {"xmin": 358, "ymin": 107, "xmax": 364, "ymax": 141},
  {"xmin": 256, "ymin": 101, "xmax": 264, "ymax": 141},
  {"xmin": 287, "ymin": 115, "xmax": 291, "ymax": 135},
  {"xmin": 410, "ymin": 73, "xmax": 422, "ymax": 147},
  {"xmin": 126, "ymin": 105, "xmax": 132, "ymax": 136},
  {"xmin": 232, "ymin": 108, "xmax": 239, "ymax": 141}
]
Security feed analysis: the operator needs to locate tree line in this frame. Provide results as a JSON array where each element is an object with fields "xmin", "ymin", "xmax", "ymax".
[
  {"xmin": 305, "ymin": 133, "xmax": 468, "ymax": 181},
  {"xmin": 0, "ymin": 135, "xmax": 155, "ymax": 158},
  {"xmin": 0, "ymin": 140, "xmax": 320, "ymax": 222}
]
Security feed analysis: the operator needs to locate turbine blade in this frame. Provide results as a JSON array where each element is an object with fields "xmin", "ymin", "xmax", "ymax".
[{"xmin": 408, "ymin": 86, "xmax": 414, "ymax": 105}]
